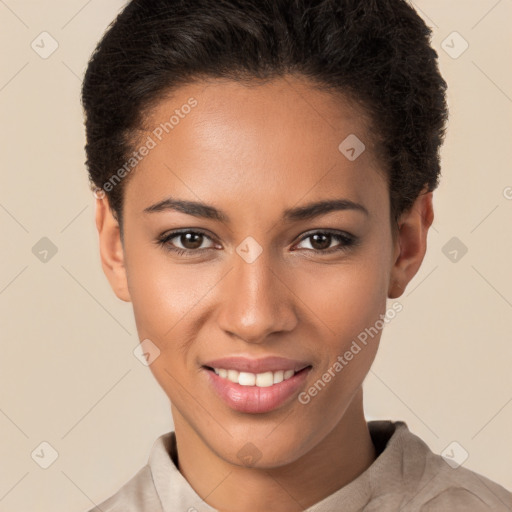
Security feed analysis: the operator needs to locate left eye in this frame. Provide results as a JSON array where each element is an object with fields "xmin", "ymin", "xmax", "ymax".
[{"xmin": 294, "ymin": 231, "xmax": 356, "ymax": 253}]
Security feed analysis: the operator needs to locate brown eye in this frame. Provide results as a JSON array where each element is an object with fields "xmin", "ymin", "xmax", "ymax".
[
  {"xmin": 178, "ymin": 232, "xmax": 205, "ymax": 250},
  {"xmin": 157, "ymin": 229, "xmax": 217, "ymax": 255},
  {"xmin": 294, "ymin": 230, "xmax": 357, "ymax": 254},
  {"xmin": 309, "ymin": 233, "xmax": 333, "ymax": 251}
]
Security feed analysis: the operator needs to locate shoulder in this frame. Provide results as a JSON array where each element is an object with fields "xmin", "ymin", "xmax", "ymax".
[
  {"xmin": 415, "ymin": 452, "xmax": 512, "ymax": 511},
  {"xmin": 83, "ymin": 431, "xmax": 214, "ymax": 512},
  {"xmin": 85, "ymin": 462, "xmax": 163, "ymax": 512},
  {"xmin": 384, "ymin": 421, "xmax": 512, "ymax": 511},
  {"xmin": 409, "ymin": 465, "xmax": 512, "ymax": 511}
]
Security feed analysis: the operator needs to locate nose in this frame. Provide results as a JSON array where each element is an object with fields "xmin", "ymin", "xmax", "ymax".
[{"xmin": 216, "ymin": 249, "xmax": 298, "ymax": 344}]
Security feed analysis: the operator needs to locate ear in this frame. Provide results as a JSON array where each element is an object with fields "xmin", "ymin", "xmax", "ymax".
[
  {"xmin": 95, "ymin": 196, "xmax": 132, "ymax": 302},
  {"xmin": 388, "ymin": 188, "xmax": 434, "ymax": 299}
]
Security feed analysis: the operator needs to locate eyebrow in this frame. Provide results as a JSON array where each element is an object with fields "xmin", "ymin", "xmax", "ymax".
[{"xmin": 143, "ymin": 196, "xmax": 369, "ymax": 222}]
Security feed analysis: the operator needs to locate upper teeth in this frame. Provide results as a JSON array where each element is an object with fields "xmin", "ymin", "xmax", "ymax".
[{"xmin": 212, "ymin": 368, "xmax": 296, "ymax": 387}]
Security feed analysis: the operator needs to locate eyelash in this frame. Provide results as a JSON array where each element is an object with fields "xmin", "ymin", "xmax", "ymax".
[{"xmin": 155, "ymin": 229, "xmax": 358, "ymax": 257}]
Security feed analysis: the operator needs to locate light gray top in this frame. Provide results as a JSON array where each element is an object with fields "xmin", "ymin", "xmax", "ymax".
[{"xmin": 87, "ymin": 420, "xmax": 512, "ymax": 511}]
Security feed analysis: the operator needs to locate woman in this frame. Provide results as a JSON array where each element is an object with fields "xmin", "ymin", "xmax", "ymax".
[{"xmin": 82, "ymin": 0, "xmax": 512, "ymax": 510}]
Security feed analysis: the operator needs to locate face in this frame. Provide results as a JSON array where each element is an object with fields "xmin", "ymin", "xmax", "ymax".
[{"xmin": 96, "ymin": 75, "xmax": 430, "ymax": 468}]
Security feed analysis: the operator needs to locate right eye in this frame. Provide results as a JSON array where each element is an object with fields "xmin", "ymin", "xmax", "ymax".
[{"xmin": 156, "ymin": 229, "xmax": 219, "ymax": 256}]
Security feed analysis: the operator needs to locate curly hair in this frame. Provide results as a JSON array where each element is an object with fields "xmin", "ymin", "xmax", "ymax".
[{"xmin": 81, "ymin": 0, "xmax": 448, "ymax": 235}]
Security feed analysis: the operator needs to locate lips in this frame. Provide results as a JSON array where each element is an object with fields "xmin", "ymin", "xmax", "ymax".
[
  {"xmin": 202, "ymin": 356, "xmax": 312, "ymax": 413},
  {"xmin": 202, "ymin": 355, "xmax": 311, "ymax": 374}
]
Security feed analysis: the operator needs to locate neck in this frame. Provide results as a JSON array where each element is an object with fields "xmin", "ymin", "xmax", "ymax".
[{"xmin": 171, "ymin": 387, "xmax": 376, "ymax": 512}]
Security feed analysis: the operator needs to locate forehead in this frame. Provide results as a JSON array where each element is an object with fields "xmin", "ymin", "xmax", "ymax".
[{"xmin": 124, "ymin": 76, "xmax": 388, "ymax": 221}]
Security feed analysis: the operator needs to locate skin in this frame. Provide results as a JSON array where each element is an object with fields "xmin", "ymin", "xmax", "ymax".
[{"xmin": 95, "ymin": 75, "xmax": 433, "ymax": 512}]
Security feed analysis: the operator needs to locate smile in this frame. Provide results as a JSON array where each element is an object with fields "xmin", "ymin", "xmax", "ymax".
[
  {"xmin": 209, "ymin": 368, "xmax": 299, "ymax": 387},
  {"xmin": 203, "ymin": 365, "xmax": 312, "ymax": 414}
]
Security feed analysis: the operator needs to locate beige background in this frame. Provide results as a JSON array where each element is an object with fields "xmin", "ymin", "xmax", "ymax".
[{"xmin": 1, "ymin": 1, "xmax": 511, "ymax": 510}]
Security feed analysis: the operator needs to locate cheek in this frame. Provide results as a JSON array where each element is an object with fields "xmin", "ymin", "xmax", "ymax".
[
  {"xmin": 125, "ymin": 241, "xmax": 213, "ymax": 341},
  {"xmin": 291, "ymin": 239, "xmax": 391, "ymax": 399},
  {"xmin": 124, "ymin": 254, "xmax": 210, "ymax": 406},
  {"xmin": 294, "ymin": 254, "xmax": 390, "ymax": 343},
  {"xmin": 291, "ymin": 261, "xmax": 388, "ymax": 440}
]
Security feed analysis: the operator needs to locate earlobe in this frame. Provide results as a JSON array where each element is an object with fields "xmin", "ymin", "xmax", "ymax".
[
  {"xmin": 387, "ymin": 190, "xmax": 434, "ymax": 299},
  {"xmin": 95, "ymin": 196, "xmax": 132, "ymax": 303}
]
